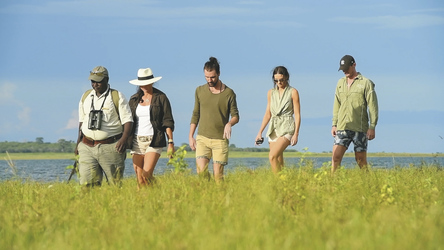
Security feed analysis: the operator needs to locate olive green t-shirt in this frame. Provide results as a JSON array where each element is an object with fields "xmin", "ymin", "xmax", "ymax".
[{"xmin": 190, "ymin": 83, "xmax": 239, "ymax": 139}]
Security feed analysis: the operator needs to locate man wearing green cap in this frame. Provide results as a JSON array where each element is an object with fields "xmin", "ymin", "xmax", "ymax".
[
  {"xmin": 331, "ymin": 55, "xmax": 378, "ymax": 173},
  {"xmin": 75, "ymin": 66, "xmax": 133, "ymax": 186}
]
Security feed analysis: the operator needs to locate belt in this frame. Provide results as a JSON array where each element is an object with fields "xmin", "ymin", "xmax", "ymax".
[
  {"xmin": 137, "ymin": 135, "xmax": 153, "ymax": 142},
  {"xmin": 82, "ymin": 134, "xmax": 122, "ymax": 147}
]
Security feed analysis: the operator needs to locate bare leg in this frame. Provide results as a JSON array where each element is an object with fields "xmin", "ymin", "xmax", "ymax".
[
  {"xmin": 213, "ymin": 162, "xmax": 225, "ymax": 182},
  {"xmin": 132, "ymin": 154, "xmax": 146, "ymax": 188},
  {"xmin": 196, "ymin": 157, "xmax": 211, "ymax": 180},
  {"xmin": 269, "ymin": 138, "xmax": 290, "ymax": 174},
  {"xmin": 331, "ymin": 145, "xmax": 347, "ymax": 173},
  {"xmin": 355, "ymin": 151, "xmax": 368, "ymax": 170},
  {"xmin": 142, "ymin": 152, "xmax": 161, "ymax": 185}
]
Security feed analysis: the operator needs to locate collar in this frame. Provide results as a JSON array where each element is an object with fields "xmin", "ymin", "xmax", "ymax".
[{"xmin": 93, "ymin": 85, "xmax": 110, "ymax": 99}]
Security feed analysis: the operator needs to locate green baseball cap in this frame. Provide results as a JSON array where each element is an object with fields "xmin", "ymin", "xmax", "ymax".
[
  {"xmin": 88, "ymin": 66, "xmax": 109, "ymax": 82},
  {"xmin": 338, "ymin": 55, "xmax": 355, "ymax": 71}
]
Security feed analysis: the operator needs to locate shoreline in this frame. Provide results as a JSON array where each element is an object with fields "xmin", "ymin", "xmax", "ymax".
[{"xmin": 1, "ymin": 151, "xmax": 442, "ymax": 160}]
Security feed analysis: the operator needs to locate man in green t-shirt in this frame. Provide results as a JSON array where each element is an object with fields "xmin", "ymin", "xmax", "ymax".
[
  {"xmin": 331, "ymin": 55, "xmax": 379, "ymax": 173},
  {"xmin": 189, "ymin": 57, "xmax": 240, "ymax": 181}
]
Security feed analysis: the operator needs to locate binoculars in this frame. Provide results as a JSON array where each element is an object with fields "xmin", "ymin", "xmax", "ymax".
[{"xmin": 88, "ymin": 110, "xmax": 103, "ymax": 130}]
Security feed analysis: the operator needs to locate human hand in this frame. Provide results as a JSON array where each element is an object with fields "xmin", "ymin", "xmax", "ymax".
[
  {"xmin": 290, "ymin": 134, "xmax": 298, "ymax": 146},
  {"xmin": 255, "ymin": 135, "xmax": 264, "ymax": 145},
  {"xmin": 115, "ymin": 139, "xmax": 127, "ymax": 153},
  {"xmin": 167, "ymin": 144, "xmax": 175, "ymax": 159},
  {"xmin": 331, "ymin": 126, "xmax": 337, "ymax": 137},
  {"xmin": 189, "ymin": 137, "xmax": 196, "ymax": 151},
  {"xmin": 223, "ymin": 123, "xmax": 232, "ymax": 139},
  {"xmin": 367, "ymin": 129, "xmax": 375, "ymax": 140}
]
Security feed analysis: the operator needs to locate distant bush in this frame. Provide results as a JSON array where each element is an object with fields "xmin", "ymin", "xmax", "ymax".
[{"xmin": 0, "ymin": 140, "xmax": 76, "ymax": 153}]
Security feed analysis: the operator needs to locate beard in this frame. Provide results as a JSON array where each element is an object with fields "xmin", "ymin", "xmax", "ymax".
[{"xmin": 207, "ymin": 81, "xmax": 217, "ymax": 87}]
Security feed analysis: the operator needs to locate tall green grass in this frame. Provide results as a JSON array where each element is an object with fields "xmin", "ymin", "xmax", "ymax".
[{"xmin": 1, "ymin": 165, "xmax": 443, "ymax": 249}]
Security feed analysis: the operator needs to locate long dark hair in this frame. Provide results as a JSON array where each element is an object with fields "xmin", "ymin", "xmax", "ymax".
[{"xmin": 272, "ymin": 66, "xmax": 290, "ymax": 87}]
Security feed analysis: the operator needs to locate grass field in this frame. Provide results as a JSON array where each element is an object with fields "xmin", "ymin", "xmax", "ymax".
[{"xmin": 1, "ymin": 163, "xmax": 443, "ymax": 249}]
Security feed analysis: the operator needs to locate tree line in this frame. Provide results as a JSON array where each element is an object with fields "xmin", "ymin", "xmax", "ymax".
[
  {"xmin": 0, "ymin": 138, "xmax": 76, "ymax": 153},
  {"xmin": 0, "ymin": 138, "xmax": 298, "ymax": 153}
]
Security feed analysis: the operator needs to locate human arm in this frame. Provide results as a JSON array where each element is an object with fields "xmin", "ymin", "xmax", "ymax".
[
  {"xmin": 189, "ymin": 88, "xmax": 200, "ymax": 151},
  {"xmin": 223, "ymin": 116, "xmax": 239, "ymax": 139},
  {"xmin": 189, "ymin": 123, "xmax": 198, "ymax": 151},
  {"xmin": 365, "ymin": 80, "xmax": 378, "ymax": 130},
  {"xmin": 75, "ymin": 98, "xmax": 86, "ymax": 156},
  {"xmin": 74, "ymin": 122, "xmax": 83, "ymax": 155},
  {"xmin": 165, "ymin": 127, "xmax": 175, "ymax": 158},
  {"xmin": 255, "ymin": 90, "xmax": 272, "ymax": 145},
  {"xmin": 366, "ymin": 80, "xmax": 378, "ymax": 133},
  {"xmin": 159, "ymin": 94, "xmax": 175, "ymax": 157},
  {"xmin": 224, "ymin": 90, "xmax": 240, "ymax": 139},
  {"xmin": 331, "ymin": 85, "xmax": 340, "ymax": 137},
  {"xmin": 115, "ymin": 92, "xmax": 134, "ymax": 153},
  {"xmin": 291, "ymin": 88, "xmax": 301, "ymax": 146},
  {"xmin": 115, "ymin": 122, "xmax": 133, "ymax": 153}
]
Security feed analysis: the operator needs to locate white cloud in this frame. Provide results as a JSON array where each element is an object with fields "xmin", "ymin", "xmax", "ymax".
[
  {"xmin": 0, "ymin": 82, "xmax": 31, "ymax": 126},
  {"xmin": 0, "ymin": 82, "xmax": 16, "ymax": 103},
  {"xmin": 65, "ymin": 109, "xmax": 79, "ymax": 130},
  {"xmin": 17, "ymin": 107, "xmax": 31, "ymax": 124}
]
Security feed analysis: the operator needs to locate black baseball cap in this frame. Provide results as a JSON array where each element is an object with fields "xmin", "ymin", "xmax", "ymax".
[{"xmin": 338, "ymin": 55, "xmax": 355, "ymax": 71}]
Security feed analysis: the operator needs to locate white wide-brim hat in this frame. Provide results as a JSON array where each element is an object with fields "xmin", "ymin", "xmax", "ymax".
[{"xmin": 129, "ymin": 68, "xmax": 162, "ymax": 86}]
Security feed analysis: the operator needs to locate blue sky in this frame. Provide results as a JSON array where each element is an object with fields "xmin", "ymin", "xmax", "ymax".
[{"xmin": 0, "ymin": 0, "xmax": 443, "ymax": 153}]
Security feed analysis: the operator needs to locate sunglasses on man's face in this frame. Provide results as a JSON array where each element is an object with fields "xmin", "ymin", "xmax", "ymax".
[
  {"xmin": 90, "ymin": 71, "xmax": 105, "ymax": 76},
  {"xmin": 91, "ymin": 80, "xmax": 104, "ymax": 84}
]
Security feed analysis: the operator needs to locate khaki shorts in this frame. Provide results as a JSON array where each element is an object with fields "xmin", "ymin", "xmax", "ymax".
[
  {"xmin": 268, "ymin": 130, "xmax": 292, "ymax": 143},
  {"xmin": 131, "ymin": 135, "xmax": 163, "ymax": 155},
  {"xmin": 196, "ymin": 135, "xmax": 229, "ymax": 165}
]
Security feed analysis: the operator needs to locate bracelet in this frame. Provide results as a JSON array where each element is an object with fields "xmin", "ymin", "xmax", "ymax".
[{"xmin": 168, "ymin": 139, "xmax": 174, "ymax": 144}]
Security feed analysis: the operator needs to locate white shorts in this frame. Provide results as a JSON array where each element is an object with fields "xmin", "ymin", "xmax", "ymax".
[
  {"xmin": 268, "ymin": 130, "xmax": 292, "ymax": 143},
  {"xmin": 131, "ymin": 135, "xmax": 163, "ymax": 155}
]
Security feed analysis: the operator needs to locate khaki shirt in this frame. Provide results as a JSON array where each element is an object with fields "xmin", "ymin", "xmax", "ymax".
[
  {"xmin": 79, "ymin": 86, "xmax": 133, "ymax": 140},
  {"xmin": 332, "ymin": 73, "xmax": 378, "ymax": 132}
]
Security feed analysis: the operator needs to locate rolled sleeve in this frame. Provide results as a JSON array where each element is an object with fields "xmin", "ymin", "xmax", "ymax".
[{"xmin": 117, "ymin": 92, "xmax": 133, "ymax": 125}]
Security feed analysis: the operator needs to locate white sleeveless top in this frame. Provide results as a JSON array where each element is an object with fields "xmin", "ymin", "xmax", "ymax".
[{"xmin": 135, "ymin": 104, "xmax": 154, "ymax": 136}]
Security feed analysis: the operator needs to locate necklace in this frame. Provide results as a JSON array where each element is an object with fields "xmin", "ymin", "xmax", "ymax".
[{"xmin": 140, "ymin": 95, "xmax": 150, "ymax": 104}]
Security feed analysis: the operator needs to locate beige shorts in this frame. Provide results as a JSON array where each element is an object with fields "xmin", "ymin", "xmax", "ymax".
[
  {"xmin": 268, "ymin": 130, "xmax": 292, "ymax": 143},
  {"xmin": 196, "ymin": 135, "xmax": 229, "ymax": 165},
  {"xmin": 131, "ymin": 135, "xmax": 163, "ymax": 155}
]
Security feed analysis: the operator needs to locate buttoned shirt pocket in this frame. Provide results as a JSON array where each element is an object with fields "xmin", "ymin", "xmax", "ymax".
[
  {"xmin": 349, "ymin": 90, "xmax": 365, "ymax": 108},
  {"xmin": 101, "ymin": 105, "xmax": 113, "ymax": 123}
]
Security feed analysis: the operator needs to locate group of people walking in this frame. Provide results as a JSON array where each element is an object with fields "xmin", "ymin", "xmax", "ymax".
[{"xmin": 74, "ymin": 55, "xmax": 378, "ymax": 188}]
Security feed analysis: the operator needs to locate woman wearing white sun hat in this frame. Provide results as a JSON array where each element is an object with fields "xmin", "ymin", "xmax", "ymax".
[{"xmin": 128, "ymin": 68, "xmax": 175, "ymax": 188}]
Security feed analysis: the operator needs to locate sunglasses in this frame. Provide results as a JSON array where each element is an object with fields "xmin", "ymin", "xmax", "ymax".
[
  {"xmin": 90, "ymin": 71, "xmax": 106, "ymax": 77},
  {"xmin": 91, "ymin": 79, "xmax": 104, "ymax": 84},
  {"xmin": 273, "ymin": 79, "xmax": 286, "ymax": 83}
]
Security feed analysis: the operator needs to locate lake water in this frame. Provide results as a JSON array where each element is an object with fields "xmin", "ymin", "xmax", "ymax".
[{"xmin": 1, "ymin": 156, "xmax": 443, "ymax": 183}]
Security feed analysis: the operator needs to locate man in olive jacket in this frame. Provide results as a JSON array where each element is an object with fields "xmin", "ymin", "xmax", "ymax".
[{"xmin": 331, "ymin": 55, "xmax": 379, "ymax": 173}]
